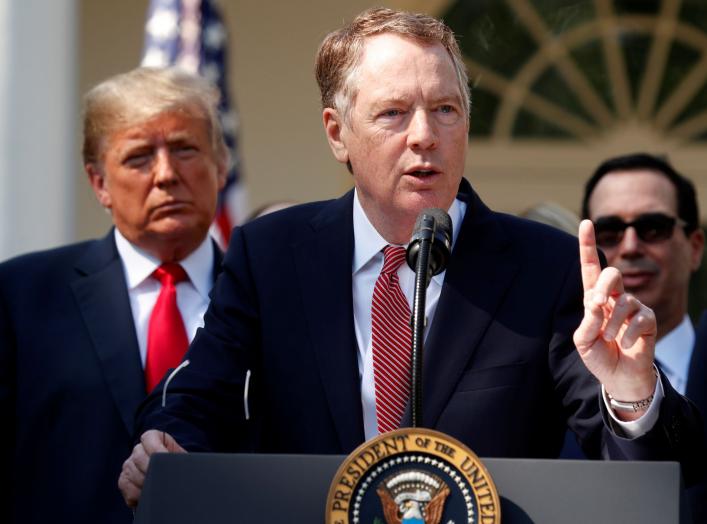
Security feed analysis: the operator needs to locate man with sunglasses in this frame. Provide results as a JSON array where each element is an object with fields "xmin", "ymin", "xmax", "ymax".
[
  {"xmin": 582, "ymin": 152, "xmax": 707, "ymax": 521},
  {"xmin": 583, "ymin": 153, "xmax": 704, "ymax": 390}
]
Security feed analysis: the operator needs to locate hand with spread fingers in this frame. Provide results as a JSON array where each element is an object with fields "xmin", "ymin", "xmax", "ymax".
[{"xmin": 573, "ymin": 219, "xmax": 659, "ymax": 421}]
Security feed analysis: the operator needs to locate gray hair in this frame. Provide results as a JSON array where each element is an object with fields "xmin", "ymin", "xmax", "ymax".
[{"xmin": 315, "ymin": 7, "xmax": 470, "ymax": 121}]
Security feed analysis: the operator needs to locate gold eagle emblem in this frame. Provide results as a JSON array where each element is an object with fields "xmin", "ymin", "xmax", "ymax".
[{"xmin": 376, "ymin": 470, "xmax": 450, "ymax": 524}]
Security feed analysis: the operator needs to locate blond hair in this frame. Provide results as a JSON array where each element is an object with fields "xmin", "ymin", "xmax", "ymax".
[{"xmin": 82, "ymin": 67, "xmax": 227, "ymax": 165}]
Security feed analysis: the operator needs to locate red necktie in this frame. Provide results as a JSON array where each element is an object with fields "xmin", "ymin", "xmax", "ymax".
[
  {"xmin": 144, "ymin": 263, "xmax": 189, "ymax": 392},
  {"xmin": 372, "ymin": 245, "xmax": 412, "ymax": 434}
]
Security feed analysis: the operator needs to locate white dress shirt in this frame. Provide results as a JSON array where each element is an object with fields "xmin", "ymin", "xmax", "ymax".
[
  {"xmin": 114, "ymin": 229, "xmax": 216, "ymax": 367},
  {"xmin": 351, "ymin": 190, "xmax": 660, "ymax": 440},
  {"xmin": 655, "ymin": 315, "xmax": 694, "ymax": 395},
  {"xmin": 352, "ymin": 191, "xmax": 465, "ymax": 439}
]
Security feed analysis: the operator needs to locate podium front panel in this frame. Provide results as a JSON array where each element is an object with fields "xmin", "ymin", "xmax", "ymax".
[{"xmin": 134, "ymin": 453, "xmax": 682, "ymax": 523}]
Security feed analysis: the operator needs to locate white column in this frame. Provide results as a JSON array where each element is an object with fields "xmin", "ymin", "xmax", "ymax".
[{"xmin": 0, "ymin": 0, "xmax": 77, "ymax": 261}]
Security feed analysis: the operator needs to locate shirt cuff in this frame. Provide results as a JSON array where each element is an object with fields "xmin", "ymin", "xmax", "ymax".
[{"xmin": 601, "ymin": 368, "xmax": 664, "ymax": 439}]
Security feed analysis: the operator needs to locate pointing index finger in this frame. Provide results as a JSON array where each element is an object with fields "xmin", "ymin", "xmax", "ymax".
[{"xmin": 578, "ymin": 219, "xmax": 601, "ymax": 292}]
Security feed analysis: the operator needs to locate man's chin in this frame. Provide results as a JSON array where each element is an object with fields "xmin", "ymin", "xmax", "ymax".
[
  {"xmin": 624, "ymin": 286, "xmax": 656, "ymax": 310},
  {"xmin": 146, "ymin": 217, "xmax": 210, "ymax": 244},
  {"xmin": 402, "ymin": 191, "xmax": 453, "ymax": 215}
]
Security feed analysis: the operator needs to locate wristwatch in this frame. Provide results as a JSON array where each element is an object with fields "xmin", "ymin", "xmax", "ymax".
[
  {"xmin": 606, "ymin": 365, "xmax": 659, "ymax": 412},
  {"xmin": 607, "ymin": 393, "xmax": 655, "ymax": 412}
]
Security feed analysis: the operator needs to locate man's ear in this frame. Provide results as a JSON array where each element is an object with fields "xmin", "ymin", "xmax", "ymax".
[
  {"xmin": 85, "ymin": 163, "xmax": 112, "ymax": 209},
  {"xmin": 689, "ymin": 227, "xmax": 705, "ymax": 271},
  {"xmin": 215, "ymin": 147, "xmax": 228, "ymax": 191},
  {"xmin": 322, "ymin": 108, "xmax": 349, "ymax": 164}
]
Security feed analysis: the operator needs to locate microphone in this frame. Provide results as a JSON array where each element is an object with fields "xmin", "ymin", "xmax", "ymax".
[
  {"xmin": 406, "ymin": 208, "xmax": 452, "ymax": 280},
  {"xmin": 405, "ymin": 208, "xmax": 452, "ymax": 428}
]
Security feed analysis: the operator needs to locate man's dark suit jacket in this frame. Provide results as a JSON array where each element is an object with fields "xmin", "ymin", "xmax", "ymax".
[
  {"xmin": 138, "ymin": 180, "xmax": 705, "ymax": 487},
  {"xmin": 0, "ymin": 232, "xmax": 221, "ymax": 524},
  {"xmin": 687, "ymin": 311, "xmax": 707, "ymax": 429},
  {"xmin": 686, "ymin": 312, "xmax": 707, "ymax": 522}
]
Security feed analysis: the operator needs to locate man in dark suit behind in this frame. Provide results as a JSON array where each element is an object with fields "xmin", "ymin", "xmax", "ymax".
[
  {"xmin": 119, "ymin": 8, "xmax": 706, "ymax": 509},
  {"xmin": 581, "ymin": 153, "xmax": 707, "ymax": 521},
  {"xmin": 0, "ymin": 67, "xmax": 227, "ymax": 523}
]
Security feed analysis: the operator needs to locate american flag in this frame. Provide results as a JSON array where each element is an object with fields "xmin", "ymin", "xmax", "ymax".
[{"xmin": 141, "ymin": 0, "xmax": 247, "ymax": 248}]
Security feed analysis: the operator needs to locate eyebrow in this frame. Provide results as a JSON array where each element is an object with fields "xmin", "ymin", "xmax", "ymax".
[
  {"xmin": 427, "ymin": 93, "xmax": 463, "ymax": 106},
  {"xmin": 119, "ymin": 131, "xmax": 196, "ymax": 147},
  {"xmin": 371, "ymin": 93, "xmax": 463, "ymax": 109},
  {"xmin": 370, "ymin": 96, "xmax": 409, "ymax": 108},
  {"xmin": 165, "ymin": 130, "xmax": 195, "ymax": 141}
]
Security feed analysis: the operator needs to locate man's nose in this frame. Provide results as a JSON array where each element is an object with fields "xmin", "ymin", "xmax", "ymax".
[
  {"xmin": 618, "ymin": 226, "xmax": 642, "ymax": 257},
  {"xmin": 406, "ymin": 110, "xmax": 437, "ymax": 150},
  {"xmin": 153, "ymin": 149, "xmax": 179, "ymax": 187}
]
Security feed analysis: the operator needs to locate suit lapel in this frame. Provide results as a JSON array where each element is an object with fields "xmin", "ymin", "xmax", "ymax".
[
  {"xmin": 211, "ymin": 238, "xmax": 224, "ymax": 276},
  {"xmin": 402, "ymin": 183, "xmax": 520, "ymax": 429},
  {"xmin": 687, "ymin": 311, "xmax": 707, "ymax": 430},
  {"xmin": 71, "ymin": 233, "xmax": 144, "ymax": 435},
  {"xmin": 293, "ymin": 191, "xmax": 365, "ymax": 451}
]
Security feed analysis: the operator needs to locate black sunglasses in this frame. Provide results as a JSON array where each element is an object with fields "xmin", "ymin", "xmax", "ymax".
[{"xmin": 593, "ymin": 213, "xmax": 687, "ymax": 248}]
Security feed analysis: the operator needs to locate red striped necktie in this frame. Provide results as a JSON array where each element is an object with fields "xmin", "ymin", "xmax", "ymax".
[
  {"xmin": 144, "ymin": 263, "xmax": 189, "ymax": 392},
  {"xmin": 371, "ymin": 245, "xmax": 413, "ymax": 434}
]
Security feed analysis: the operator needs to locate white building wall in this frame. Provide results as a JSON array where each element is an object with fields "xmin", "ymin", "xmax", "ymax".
[{"xmin": 0, "ymin": 0, "xmax": 77, "ymax": 261}]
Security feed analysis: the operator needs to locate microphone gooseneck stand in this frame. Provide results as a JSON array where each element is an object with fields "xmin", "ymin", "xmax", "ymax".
[
  {"xmin": 406, "ymin": 209, "xmax": 451, "ymax": 428},
  {"xmin": 410, "ymin": 218, "xmax": 434, "ymax": 428}
]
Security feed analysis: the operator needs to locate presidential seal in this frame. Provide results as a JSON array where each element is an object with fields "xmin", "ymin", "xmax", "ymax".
[{"xmin": 326, "ymin": 428, "xmax": 500, "ymax": 524}]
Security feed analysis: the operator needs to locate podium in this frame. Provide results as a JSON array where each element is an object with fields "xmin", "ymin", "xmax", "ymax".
[{"xmin": 134, "ymin": 453, "xmax": 686, "ymax": 523}]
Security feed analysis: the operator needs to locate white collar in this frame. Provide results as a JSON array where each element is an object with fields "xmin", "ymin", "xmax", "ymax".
[
  {"xmin": 655, "ymin": 314, "xmax": 694, "ymax": 381},
  {"xmin": 352, "ymin": 189, "xmax": 465, "ymax": 280},
  {"xmin": 113, "ymin": 228, "xmax": 215, "ymax": 299}
]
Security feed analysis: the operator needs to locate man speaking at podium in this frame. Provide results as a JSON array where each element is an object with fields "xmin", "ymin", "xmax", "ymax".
[{"xmin": 120, "ymin": 8, "xmax": 705, "ymax": 507}]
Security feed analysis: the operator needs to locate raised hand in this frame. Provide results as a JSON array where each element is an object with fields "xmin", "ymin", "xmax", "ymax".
[{"xmin": 573, "ymin": 220, "xmax": 657, "ymax": 419}]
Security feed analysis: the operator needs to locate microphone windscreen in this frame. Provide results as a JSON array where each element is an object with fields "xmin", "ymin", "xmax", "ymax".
[
  {"xmin": 422, "ymin": 208, "xmax": 452, "ymax": 243},
  {"xmin": 407, "ymin": 208, "xmax": 452, "ymax": 275}
]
